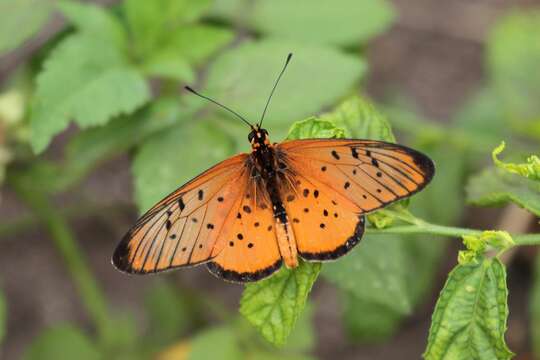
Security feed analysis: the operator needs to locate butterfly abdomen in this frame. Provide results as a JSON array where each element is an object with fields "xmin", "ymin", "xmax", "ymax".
[{"xmin": 252, "ymin": 144, "xmax": 299, "ymax": 268}]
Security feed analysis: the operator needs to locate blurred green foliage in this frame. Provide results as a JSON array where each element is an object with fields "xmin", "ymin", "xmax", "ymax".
[
  {"xmin": 23, "ymin": 325, "xmax": 101, "ymax": 360},
  {"xmin": 0, "ymin": 0, "xmax": 539, "ymax": 359},
  {"xmin": 211, "ymin": 0, "xmax": 394, "ymax": 46},
  {"xmin": 0, "ymin": 0, "xmax": 54, "ymax": 56}
]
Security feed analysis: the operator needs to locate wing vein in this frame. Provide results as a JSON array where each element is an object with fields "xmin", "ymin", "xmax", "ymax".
[{"xmin": 188, "ymin": 205, "xmax": 208, "ymax": 264}]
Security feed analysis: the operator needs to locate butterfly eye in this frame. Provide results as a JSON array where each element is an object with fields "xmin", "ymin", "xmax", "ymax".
[{"xmin": 248, "ymin": 131, "xmax": 256, "ymax": 142}]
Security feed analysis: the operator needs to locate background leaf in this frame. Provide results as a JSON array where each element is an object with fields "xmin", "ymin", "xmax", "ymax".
[
  {"xmin": 31, "ymin": 34, "xmax": 150, "ymax": 153},
  {"xmin": 341, "ymin": 294, "xmax": 402, "ymax": 342},
  {"xmin": 323, "ymin": 234, "xmax": 412, "ymax": 315},
  {"xmin": 487, "ymin": 10, "xmax": 540, "ymax": 121},
  {"xmin": 452, "ymin": 88, "xmax": 507, "ymax": 153},
  {"xmin": 320, "ymin": 95, "xmax": 395, "ymax": 141},
  {"xmin": 124, "ymin": 0, "xmax": 212, "ymax": 57},
  {"xmin": 212, "ymin": 0, "xmax": 395, "ymax": 47},
  {"xmin": 58, "ymin": 0, "xmax": 126, "ymax": 47},
  {"xmin": 424, "ymin": 258, "xmax": 513, "ymax": 360},
  {"xmin": 188, "ymin": 326, "xmax": 241, "ymax": 360},
  {"xmin": 466, "ymin": 167, "xmax": 540, "ymax": 216},
  {"xmin": 133, "ymin": 119, "xmax": 234, "ymax": 212},
  {"xmin": 162, "ymin": 25, "xmax": 235, "ymax": 66},
  {"xmin": 23, "ymin": 325, "xmax": 101, "ymax": 360},
  {"xmin": 240, "ymin": 261, "xmax": 321, "ymax": 346},
  {"xmin": 204, "ymin": 40, "xmax": 366, "ymax": 132},
  {"xmin": 140, "ymin": 24, "xmax": 234, "ymax": 81},
  {"xmin": 0, "ymin": 0, "xmax": 53, "ymax": 55}
]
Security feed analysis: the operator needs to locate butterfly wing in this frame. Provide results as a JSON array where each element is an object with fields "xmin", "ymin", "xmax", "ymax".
[
  {"xmin": 206, "ymin": 187, "xmax": 283, "ymax": 282},
  {"xmin": 277, "ymin": 138, "xmax": 434, "ymax": 260},
  {"xmin": 113, "ymin": 153, "xmax": 251, "ymax": 273}
]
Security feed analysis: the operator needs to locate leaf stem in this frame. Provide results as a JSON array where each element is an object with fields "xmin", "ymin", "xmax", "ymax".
[{"xmin": 366, "ymin": 220, "xmax": 540, "ymax": 246}]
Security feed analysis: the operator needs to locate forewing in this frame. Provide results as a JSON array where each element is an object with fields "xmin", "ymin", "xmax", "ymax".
[
  {"xmin": 279, "ymin": 139, "xmax": 434, "ymax": 213},
  {"xmin": 113, "ymin": 153, "xmax": 249, "ymax": 273}
]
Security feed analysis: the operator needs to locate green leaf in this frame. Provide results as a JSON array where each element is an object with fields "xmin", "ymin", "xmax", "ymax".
[
  {"xmin": 240, "ymin": 261, "xmax": 321, "ymax": 346},
  {"xmin": 30, "ymin": 34, "xmax": 150, "ymax": 153},
  {"xmin": 320, "ymin": 95, "xmax": 395, "ymax": 141},
  {"xmin": 488, "ymin": 10, "xmax": 540, "ymax": 121},
  {"xmin": 323, "ymin": 234, "xmax": 412, "ymax": 314},
  {"xmin": 466, "ymin": 167, "xmax": 540, "ymax": 216},
  {"xmin": 188, "ymin": 326, "xmax": 241, "ymax": 360},
  {"xmin": 133, "ymin": 119, "xmax": 234, "ymax": 212},
  {"xmin": 65, "ymin": 99, "xmax": 187, "ymax": 175},
  {"xmin": 204, "ymin": 39, "xmax": 366, "ymax": 127},
  {"xmin": 23, "ymin": 99, "xmax": 188, "ymax": 195},
  {"xmin": 142, "ymin": 55, "xmax": 195, "ymax": 82},
  {"xmin": 286, "ymin": 117, "xmax": 345, "ymax": 140},
  {"xmin": 124, "ymin": 0, "xmax": 212, "ymax": 56},
  {"xmin": 212, "ymin": 0, "xmax": 395, "ymax": 46},
  {"xmin": 424, "ymin": 258, "xmax": 513, "ymax": 360},
  {"xmin": 23, "ymin": 325, "xmax": 100, "ymax": 360},
  {"xmin": 58, "ymin": 0, "xmax": 126, "ymax": 47},
  {"xmin": 0, "ymin": 0, "xmax": 53, "ymax": 55},
  {"xmin": 0, "ymin": 288, "xmax": 5, "ymax": 344},
  {"xmin": 492, "ymin": 141, "xmax": 540, "ymax": 181},
  {"xmin": 167, "ymin": 25, "xmax": 235, "ymax": 66},
  {"xmin": 140, "ymin": 24, "xmax": 233, "ymax": 81}
]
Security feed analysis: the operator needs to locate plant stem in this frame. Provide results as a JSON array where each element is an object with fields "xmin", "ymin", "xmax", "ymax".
[
  {"xmin": 366, "ymin": 223, "xmax": 481, "ymax": 237},
  {"xmin": 366, "ymin": 220, "xmax": 540, "ymax": 246},
  {"xmin": 10, "ymin": 179, "xmax": 113, "ymax": 343}
]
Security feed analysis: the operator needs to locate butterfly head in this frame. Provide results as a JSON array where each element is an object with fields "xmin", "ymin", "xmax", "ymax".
[{"xmin": 248, "ymin": 125, "xmax": 270, "ymax": 149}]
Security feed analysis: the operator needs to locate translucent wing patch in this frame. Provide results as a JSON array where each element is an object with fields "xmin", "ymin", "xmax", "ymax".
[
  {"xmin": 279, "ymin": 139, "xmax": 434, "ymax": 214},
  {"xmin": 113, "ymin": 154, "xmax": 249, "ymax": 273}
]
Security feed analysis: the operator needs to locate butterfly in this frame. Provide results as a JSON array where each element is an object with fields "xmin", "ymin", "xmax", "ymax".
[{"xmin": 112, "ymin": 53, "xmax": 435, "ymax": 283}]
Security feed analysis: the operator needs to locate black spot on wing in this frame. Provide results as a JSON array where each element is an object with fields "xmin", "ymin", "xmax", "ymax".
[{"xmin": 178, "ymin": 197, "xmax": 185, "ymax": 211}]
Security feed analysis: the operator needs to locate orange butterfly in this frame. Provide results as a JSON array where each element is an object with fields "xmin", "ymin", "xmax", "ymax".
[{"xmin": 112, "ymin": 54, "xmax": 434, "ymax": 282}]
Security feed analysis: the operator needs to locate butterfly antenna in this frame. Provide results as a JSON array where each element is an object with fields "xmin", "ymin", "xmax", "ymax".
[
  {"xmin": 184, "ymin": 86, "xmax": 253, "ymax": 128},
  {"xmin": 259, "ymin": 53, "xmax": 293, "ymax": 127}
]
